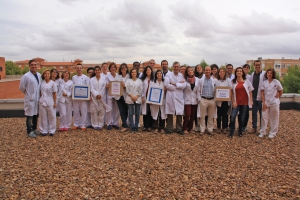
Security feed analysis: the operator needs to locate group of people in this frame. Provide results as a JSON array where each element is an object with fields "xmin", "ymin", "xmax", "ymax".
[{"xmin": 20, "ymin": 59, "xmax": 283, "ymax": 139}]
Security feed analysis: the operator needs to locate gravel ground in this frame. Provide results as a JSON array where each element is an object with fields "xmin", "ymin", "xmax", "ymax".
[{"xmin": 0, "ymin": 110, "xmax": 299, "ymax": 199}]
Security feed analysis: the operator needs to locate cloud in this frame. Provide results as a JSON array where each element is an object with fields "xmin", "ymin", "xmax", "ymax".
[{"xmin": 227, "ymin": 11, "xmax": 300, "ymax": 35}]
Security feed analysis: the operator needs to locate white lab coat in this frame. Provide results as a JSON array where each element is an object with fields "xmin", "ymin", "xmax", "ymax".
[
  {"xmin": 165, "ymin": 72, "xmax": 186, "ymax": 115},
  {"xmin": 58, "ymin": 79, "xmax": 73, "ymax": 129},
  {"xmin": 249, "ymin": 71, "xmax": 266, "ymax": 100},
  {"xmin": 105, "ymin": 73, "xmax": 120, "ymax": 126},
  {"xmin": 141, "ymin": 77, "xmax": 152, "ymax": 115},
  {"xmin": 183, "ymin": 77, "xmax": 200, "ymax": 105},
  {"xmin": 116, "ymin": 73, "xmax": 129, "ymax": 100},
  {"xmin": 19, "ymin": 71, "xmax": 41, "ymax": 116},
  {"xmin": 149, "ymin": 80, "xmax": 167, "ymax": 120},
  {"xmin": 125, "ymin": 79, "xmax": 143, "ymax": 104}
]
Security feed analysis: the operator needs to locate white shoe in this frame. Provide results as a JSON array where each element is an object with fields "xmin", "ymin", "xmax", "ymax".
[
  {"xmin": 258, "ymin": 133, "xmax": 265, "ymax": 138},
  {"xmin": 268, "ymin": 134, "xmax": 276, "ymax": 139}
]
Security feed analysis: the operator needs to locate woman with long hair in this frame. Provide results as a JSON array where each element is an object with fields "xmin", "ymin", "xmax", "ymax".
[
  {"xmin": 50, "ymin": 69, "xmax": 60, "ymax": 112},
  {"xmin": 150, "ymin": 70, "xmax": 167, "ymax": 133},
  {"xmin": 141, "ymin": 66, "xmax": 154, "ymax": 132},
  {"xmin": 125, "ymin": 68, "xmax": 143, "ymax": 133},
  {"xmin": 90, "ymin": 66, "xmax": 107, "ymax": 130},
  {"xmin": 116, "ymin": 63, "xmax": 130, "ymax": 132},
  {"xmin": 229, "ymin": 67, "xmax": 253, "ymax": 138},
  {"xmin": 183, "ymin": 66, "xmax": 200, "ymax": 134},
  {"xmin": 58, "ymin": 71, "xmax": 73, "ymax": 131},
  {"xmin": 216, "ymin": 68, "xmax": 232, "ymax": 133},
  {"xmin": 259, "ymin": 69, "xmax": 283, "ymax": 138},
  {"xmin": 39, "ymin": 70, "xmax": 57, "ymax": 136}
]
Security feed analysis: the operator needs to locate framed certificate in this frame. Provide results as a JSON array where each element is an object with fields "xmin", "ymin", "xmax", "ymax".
[
  {"xmin": 108, "ymin": 81, "xmax": 123, "ymax": 96},
  {"xmin": 72, "ymin": 84, "xmax": 90, "ymax": 100},
  {"xmin": 215, "ymin": 86, "xmax": 231, "ymax": 101},
  {"xmin": 146, "ymin": 86, "xmax": 164, "ymax": 105}
]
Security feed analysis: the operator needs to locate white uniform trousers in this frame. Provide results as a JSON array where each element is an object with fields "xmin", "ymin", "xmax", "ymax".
[
  {"xmin": 72, "ymin": 100, "xmax": 88, "ymax": 128},
  {"xmin": 39, "ymin": 104, "xmax": 56, "ymax": 134},
  {"xmin": 106, "ymin": 98, "xmax": 120, "ymax": 126},
  {"xmin": 199, "ymin": 99, "xmax": 216, "ymax": 133},
  {"xmin": 260, "ymin": 104, "xmax": 280, "ymax": 137},
  {"xmin": 91, "ymin": 103, "xmax": 105, "ymax": 128},
  {"xmin": 59, "ymin": 101, "xmax": 72, "ymax": 129}
]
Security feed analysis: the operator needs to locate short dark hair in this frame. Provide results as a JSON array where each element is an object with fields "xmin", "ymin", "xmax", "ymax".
[
  {"xmin": 61, "ymin": 71, "xmax": 71, "ymax": 79},
  {"xmin": 87, "ymin": 67, "xmax": 94, "ymax": 73},
  {"xmin": 28, "ymin": 59, "xmax": 37, "ymax": 65},
  {"xmin": 232, "ymin": 67, "xmax": 246, "ymax": 83},
  {"xmin": 264, "ymin": 68, "xmax": 277, "ymax": 79},
  {"xmin": 108, "ymin": 62, "xmax": 117, "ymax": 71},
  {"xmin": 243, "ymin": 64, "xmax": 250, "ymax": 69},
  {"xmin": 118, "ymin": 63, "xmax": 129, "ymax": 75},
  {"xmin": 226, "ymin": 64, "xmax": 233, "ymax": 68},
  {"xmin": 50, "ymin": 69, "xmax": 59, "ymax": 80},
  {"xmin": 216, "ymin": 68, "xmax": 227, "ymax": 81},
  {"xmin": 129, "ymin": 68, "xmax": 138, "ymax": 79},
  {"xmin": 41, "ymin": 70, "xmax": 50, "ymax": 80},
  {"xmin": 161, "ymin": 60, "xmax": 168, "ymax": 65},
  {"xmin": 254, "ymin": 60, "xmax": 261, "ymax": 65},
  {"xmin": 154, "ymin": 70, "xmax": 164, "ymax": 83},
  {"xmin": 101, "ymin": 62, "xmax": 108, "ymax": 67},
  {"xmin": 141, "ymin": 66, "xmax": 154, "ymax": 81}
]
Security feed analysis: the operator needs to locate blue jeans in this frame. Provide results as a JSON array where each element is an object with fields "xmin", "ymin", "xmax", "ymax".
[
  {"xmin": 128, "ymin": 103, "xmax": 141, "ymax": 129},
  {"xmin": 230, "ymin": 105, "xmax": 248, "ymax": 135},
  {"xmin": 252, "ymin": 98, "xmax": 262, "ymax": 129},
  {"xmin": 116, "ymin": 96, "xmax": 129, "ymax": 128}
]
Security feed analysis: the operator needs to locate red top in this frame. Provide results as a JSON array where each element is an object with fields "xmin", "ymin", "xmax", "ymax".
[{"xmin": 235, "ymin": 81, "xmax": 248, "ymax": 105}]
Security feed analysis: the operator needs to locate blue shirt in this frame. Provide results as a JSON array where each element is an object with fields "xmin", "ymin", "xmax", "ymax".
[{"xmin": 202, "ymin": 77, "xmax": 214, "ymax": 98}]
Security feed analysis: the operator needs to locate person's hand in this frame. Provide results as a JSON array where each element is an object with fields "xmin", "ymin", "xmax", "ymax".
[
  {"xmin": 262, "ymin": 102, "xmax": 267, "ymax": 111},
  {"xmin": 96, "ymin": 95, "xmax": 101, "ymax": 100},
  {"xmin": 63, "ymin": 92, "xmax": 67, "ymax": 96},
  {"xmin": 232, "ymin": 102, "xmax": 237, "ymax": 108},
  {"xmin": 142, "ymin": 97, "xmax": 145, "ymax": 104},
  {"xmin": 250, "ymin": 99, "xmax": 253, "ymax": 106},
  {"xmin": 275, "ymin": 92, "xmax": 279, "ymax": 98},
  {"xmin": 106, "ymin": 84, "xmax": 110, "ymax": 89},
  {"xmin": 53, "ymin": 104, "xmax": 56, "ymax": 108}
]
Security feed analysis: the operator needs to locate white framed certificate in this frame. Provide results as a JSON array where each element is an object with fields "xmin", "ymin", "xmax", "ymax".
[
  {"xmin": 146, "ymin": 86, "xmax": 164, "ymax": 105},
  {"xmin": 108, "ymin": 81, "xmax": 123, "ymax": 96},
  {"xmin": 215, "ymin": 86, "xmax": 231, "ymax": 101},
  {"xmin": 72, "ymin": 84, "xmax": 90, "ymax": 100}
]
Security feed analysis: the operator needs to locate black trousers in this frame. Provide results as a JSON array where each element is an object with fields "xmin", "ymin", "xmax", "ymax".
[
  {"xmin": 217, "ymin": 102, "xmax": 229, "ymax": 129},
  {"xmin": 143, "ymin": 103, "xmax": 153, "ymax": 128},
  {"xmin": 26, "ymin": 115, "xmax": 38, "ymax": 134}
]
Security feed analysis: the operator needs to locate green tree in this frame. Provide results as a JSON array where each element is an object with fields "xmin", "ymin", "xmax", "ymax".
[
  {"xmin": 199, "ymin": 59, "xmax": 208, "ymax": 69},
  {"xmin": 281, "ymin": 65, "xmax": 300, "ymax": 93},
  {"xmin": 21, "ymin": 65, "xmax": 29, "ymax": 74},
  {"xmin": 249, "ymin": 63, "xmax": 255, "ymax": 74},
  {"xmin": 5, "ymin": 61, "xmax": 21, "ymax": 75}
]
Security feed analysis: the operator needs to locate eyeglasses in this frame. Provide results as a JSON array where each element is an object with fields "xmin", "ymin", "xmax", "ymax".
[
  {"xmin": 227, "ymin": 68, "xmax": 233, "ymax": 70},
  {"xmin": 255, "ymin": 65, "xmax": 261, "ymax": 66}
]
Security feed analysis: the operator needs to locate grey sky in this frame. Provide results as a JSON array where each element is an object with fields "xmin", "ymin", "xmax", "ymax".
[{"xmin": 0, "ymin": 0, "xmax": 299, "ymax": 67}]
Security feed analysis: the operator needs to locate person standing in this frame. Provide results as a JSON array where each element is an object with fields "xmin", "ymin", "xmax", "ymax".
[
  {"xmin": 141, "ymin": 66, "xmax": 154, "ymax": 132},
  {"xmin": 150, "ymin": 70, "xmax": 167, "ymax": 133},
  {"xmin": 226, "ymin": 64, "xmax": 235, "ymax": 80},
  {"xmin": 116, "ymin": 63, "xmax": 130, "ymax": 132},
  {"xmin": 132, "ymin": 61, "xmax": 143, "ymax": 78},
  {"xmin": 216, "ymin": 68, "xmax": 232, "ymax": 133},
  {"xmin": 161, "ymin": 60, "xmax": 169, "ymax": 77},
  {"xmin": 19, "ymin": 59, "xmax": 41, "ymax": 138},
  {"xmin": 39, "ymin": 70, "xmax": 57, "ymax": 136},
  {"xmin": 90, "ymin": 66, "xmax": 107, "ymax": 130},
  {"xmin": 105, "ymin": 62, "xmax": 121, "ymax": 130},
  {"xmin": 198, "ymin": 66, "xmax": 218, "ymax": 135},
  {"xmin": 259, "ymin": 69, "xmax": 283, "ymax": 138},
  {"xmin": 249, "ymin": 60, "xmax": 266, "ymax": 133},
  {"xmin": 242, "ymin": 64, "xmax": 252, "ymax": 132},
  {"xmin": 50, "ymin": 69, "xmax": 60, "ymax": 113},
  {"xmin": 229, "ymin": 67, "xmax": 253, "ymax": 138},
  {"xmin": 165, "ymin": 61, "xmax": 186, "ymax": 135},
  {"xmin": 193, "ymin": 64, "xmax": 204, "ymax": 133},
  {"xmin": 86, "ymin": 67, "xmax": 95, "ymax": 129},
  {"xmin": 183, "ymin": 66, "xmax": 200, "ymax": 134},
  {"xmin": 125, "ymin": 68, "xmax": 143, "ymax": 133},
  {"xmin": 72, "ymin": 63, "xmax": 90, "ymax": 130},
  {"xmin": 58, "ymin": 71, "xmax": 73, "ymax": 131}
]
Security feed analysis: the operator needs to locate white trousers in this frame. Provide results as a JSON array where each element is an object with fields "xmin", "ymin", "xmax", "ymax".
[
  {"xmin": 260, "ymin": 104, "xmax": 280, "ymax": 136},
  {"xmin": 106, "ymin": 97, "xmax": 120, "ymax": 126},
  {"xmin": 91, "ymin": 103, "xmax": 105, "ymax": 128},
  {"xmin": 72, "ymin": 100, "xmax": 88, "ymax": 128},
  {"xmin": 39, "ymin": 104, "xmax": 56, "ymax": 134},
  {"xmin": 200, "ymin": 99, "xmax": 216, "ymax": 132},
  {"xmin": 59, "ymin": 101, "xmax": 72, "ymax": 129}
]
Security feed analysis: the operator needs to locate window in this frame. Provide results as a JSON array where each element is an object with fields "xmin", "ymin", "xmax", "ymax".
[
  {"xmin": 60, "ymin": 66, "xmax": 63, "ymax": 69},
  {"xmin": 281, "ymin": 64, "xmax": 285, "ymax": 68},
  {"xmin": 65, "ymin": 66, "xmax": 68, "ymax": 68},
  {"xmin": 281, "ymin": 73, "xmax": 285, "ymax": 76},
  {"xmin": 274, "ymin": 64, "xmax": 280, "ymax": 68},
  {"xmin": 0, "ymin": 66, "xmax": 2, "ymax": 71},
  {"xmin": 287, "ymin": 64, "xmax": 291, "ymax": 68}
]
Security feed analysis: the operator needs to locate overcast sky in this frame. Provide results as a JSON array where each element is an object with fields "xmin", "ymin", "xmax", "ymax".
[{"xmin": 1, "ymin": 0, "xmax": 300, "ymax": 67}]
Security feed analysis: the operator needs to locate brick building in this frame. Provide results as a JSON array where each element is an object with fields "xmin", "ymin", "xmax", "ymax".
[{"xmin": 0, "ymin": 57, "xmax": 6, "ymax": 80}]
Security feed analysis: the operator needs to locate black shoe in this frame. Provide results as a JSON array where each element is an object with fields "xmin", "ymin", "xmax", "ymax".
[
  {"xmin": 178, "ymin": 130, "xmax": 184, "ymax": 135},
  {"xmin": 164, "ymin": 129, "xmax": 171, "ymax": 134},
  {"xmin": 239, "ymin": 133, "xmax": 243, "ymax": 137},
  {"xmin": 86, "ymin": 125, "xmax": 93, "ymax": 129},
  {"xmin": 113, "ymin": 125, "xmax": 119, "ymax": 129},
  {"xmin": 49, "ymin": 133, "xmax": 54, "ymax": 136},
  {"xmin": 228, "ymin": 134, "xmax": 233, "ymax": 138}
]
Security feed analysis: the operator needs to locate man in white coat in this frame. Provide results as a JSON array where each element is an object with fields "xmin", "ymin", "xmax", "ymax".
[
  {"xmin": 19, "ymin": 59, "xmax": 41, "ymax": 138},
  {"xmin": 72, "ymin": 63, "xmax": 90, "ymax": 130},
  {"xmin": 161, "ymin": 60, "xmax": 169, "ymax": 78},
  {"xmin": 164, "ymin": 61, "xmax": 186, "ymax": 135}
]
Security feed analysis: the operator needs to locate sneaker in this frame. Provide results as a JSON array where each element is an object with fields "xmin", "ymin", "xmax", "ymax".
[
  {"xmin": 193, "ymin": 127, "xmax": 200, "ymax": 133},
  {"xmin": 49, "ymin": 133, "xmax": 55, "ymax": 136},
  {"xmin": 268, "ymin": 134, "xmax": 276, "ymax": 139},
  {"xmin": 34, "ymin": 130, "xmax": 41, "ymax": 135},
  {"xmin": 164, "ymin": 129, "xmax": 171, "ymax": 134},
  {"xmin": 107, "ymin": 125, "xmax": 112, "ymax": 130},
  {"xmin": 199, "ymin": 132, "xmax": 204, "ymax": 136},
  {"xmin": 94, "ymin": 127, "xmax": 99, "ymax": 130},
  {"xmin": 64, "ymin": 128, "xmax": 69, "ymax": 131},
  {"xmin": 72, "ymin": 126, "xmax": 78, "ymax": 130},
  {"xmin": 258, "ymin": 133, "xmax": 265, "ymax": 138},
  {"xmin": 59, "ymin": 128, "xmax": 64, "ymax": 132},
  {"xmin": 249, "ymin": 128, "xmax": 257, "ymax": 134},
  {"xmin": 81, "ymin": 127, "xmax": 86, "ymax": 131},
  {"xmin": 41, "ymin": 133, "xmax": 47, "ymax": 136},
  {"xmin": 207, "ymin": 131, "xmax": 214, "ymax": 136},
  {"xmin": 178, "ymin": 130, "xmax": 184, "ymax": 135},
  {"xmin": 86, "ymin": 125, "xmax": 93, "ymax": 129},
  {"xmin": 113, "ymin": 125, "xmax": 119, "ymax": 129},
  {"xmin": 28, "ymin": 131, "xmax": 36, "ymax": 138}
]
